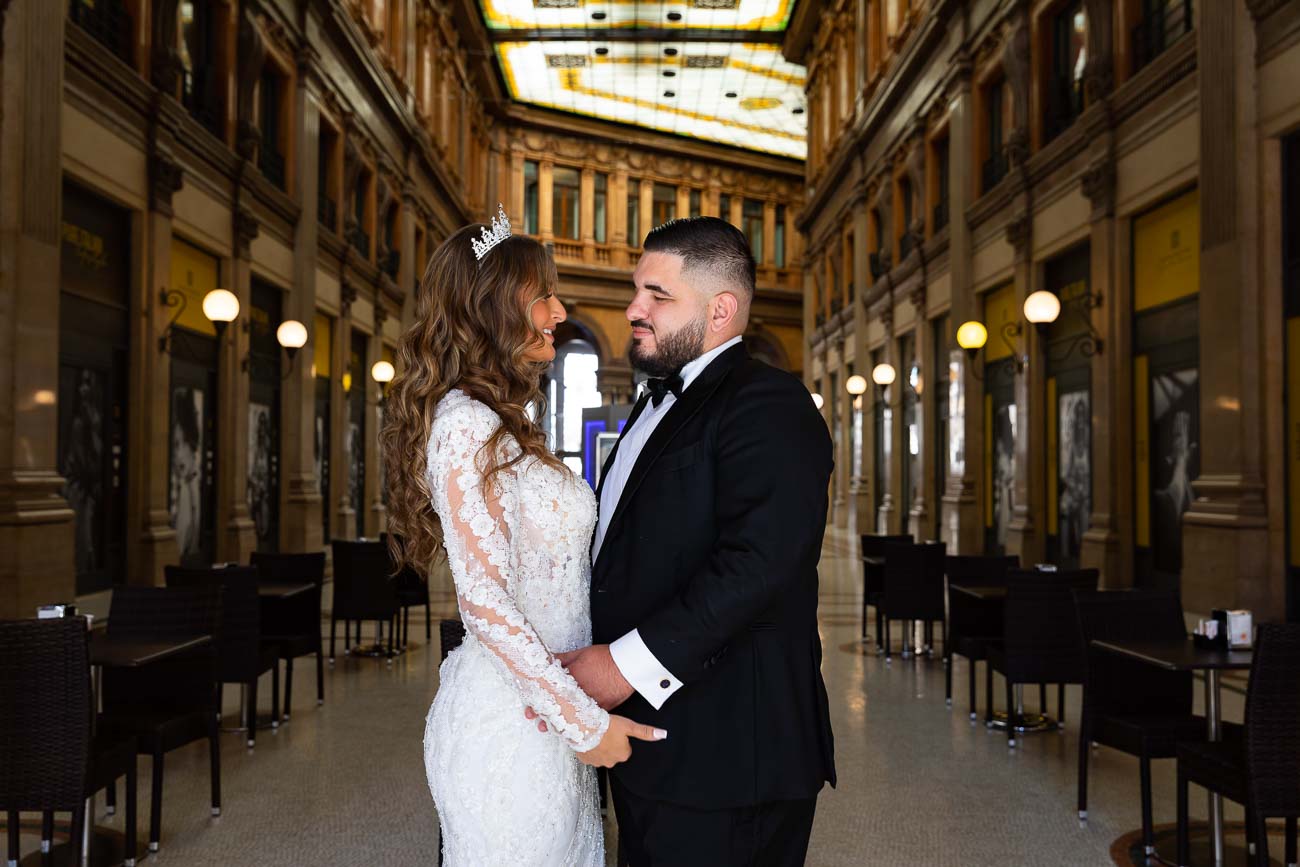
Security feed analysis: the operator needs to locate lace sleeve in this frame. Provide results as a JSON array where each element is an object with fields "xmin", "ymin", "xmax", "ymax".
[{"xmin": 432, "ymin": 408, "xmax": 610, "ymax": 753}]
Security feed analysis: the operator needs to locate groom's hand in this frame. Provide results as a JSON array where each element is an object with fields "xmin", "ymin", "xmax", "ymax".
[{"xmin": 561, "ymin": 644, "xmax": 635, "ymax": 711}]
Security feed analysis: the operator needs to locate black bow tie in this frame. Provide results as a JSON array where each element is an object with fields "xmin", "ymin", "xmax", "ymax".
[{"xmin": 644, "ymin": 374, "xmax": 684, "ymax": 407}]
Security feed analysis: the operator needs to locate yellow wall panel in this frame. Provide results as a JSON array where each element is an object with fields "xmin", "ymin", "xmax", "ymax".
[
  {"xmin": 1134, "ymin": 189, "xmax": 1199, "ymax": 312},
  {"xmin": 983, "ymin": 283, "xmax": 1018, "ymax": 362},
  {"xmin": 169, "ymin": 238, "xmax": 220, "ymax": 337}
]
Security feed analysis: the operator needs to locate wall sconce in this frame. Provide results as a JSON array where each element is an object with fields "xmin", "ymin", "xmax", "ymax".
[
  {"xmin": 871, "ymin": 363, "xmax": 896, "ymax": 389},
  {"xmin": 1023, "ymin": 288, "xmax": 1104, "ymax": 360},
  {"xmin": 159, "ymin": 288, "xmax": 240, "ymax": 353},
  {"xmin": 202, "ymin": 289, "xmax": 241, "ymax": 338},
  {"xmin": 811, "ymin": 392, "xmax": 824, "ymax": 410},
  {"xmin": 954, "ymin": 316, "xmax": 1024, "ymax": 378},
  {"xmin": 371, "ymin": 360, "xmax": 395, "ymax": 400},
  {"xmin": 846, "ymin": 374, "xmax": 868, "ymax": 397},
  {"xmin": 276, "ymin": 320, "xmax": 308, "ymax": 378}
]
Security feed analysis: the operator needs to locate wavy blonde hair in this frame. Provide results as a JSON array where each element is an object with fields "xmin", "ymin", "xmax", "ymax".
[{"xmin": 380, "ymin": 225, "xmax": 563, "ymax": 574}]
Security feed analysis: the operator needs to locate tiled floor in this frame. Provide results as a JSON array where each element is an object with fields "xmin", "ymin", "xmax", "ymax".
[{"xmin": 6, "ymin": 528, "xmax": 1264, "ymax": 865}]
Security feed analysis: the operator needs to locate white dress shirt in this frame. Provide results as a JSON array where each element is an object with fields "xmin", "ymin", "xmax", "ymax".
[{"xmin": 595, "ymin": 335, "xmax": 742, "ymax": 710}]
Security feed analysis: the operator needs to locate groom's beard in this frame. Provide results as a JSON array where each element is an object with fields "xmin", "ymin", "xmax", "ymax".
[{"xmin": 628, "ymin": 315, "xmax": 707, "ymax": 379}]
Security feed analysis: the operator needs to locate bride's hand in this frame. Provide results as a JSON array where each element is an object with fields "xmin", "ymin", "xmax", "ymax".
[{"xmin": 576, "ymin": 716, "xmax": 667, "ymax": 768}]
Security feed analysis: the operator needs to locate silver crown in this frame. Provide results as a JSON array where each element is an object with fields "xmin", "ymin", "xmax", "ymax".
[{"xmin": 471, "ymin": 204, "xmax": 512, "ymax": 261}]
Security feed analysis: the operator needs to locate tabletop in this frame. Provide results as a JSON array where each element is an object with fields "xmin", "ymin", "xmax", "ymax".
[
  {"xmin": 862, "ymin": 556, "xmax": 885, "ymax": 566},
  {"xmin": 949, "ymin": 585, "xmax": 1008, "ymax": 602},
  {"xmin": 89, "ymin": 633, "xmax": 212, "ymax": 669},
  {"xmin": 1090, "ymin": 637, "xmax": 1254, "ymax": 672},
  {"xmin": 257, "ymin": 582, "xmax": 315, "ymax": 600}
]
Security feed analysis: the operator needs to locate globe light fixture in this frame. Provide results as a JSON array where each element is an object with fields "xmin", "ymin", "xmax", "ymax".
[
  {"xmin": 276, "ymin": 320, "xmax": 308, "ymax": 359},
  {"xmin": 811, "ymin": 392, "xmax": 824, "ymax": 410},
  {"xmin": 846, "ymin": 374, "xmax": 868, "ymax": 396},
  {"xmin": 1023, "ymin": 290, "xmax": 1062, "ymax": 330},
  {"xmin": 955, "ymin": 320, "xmax": 988, "ymax": 353},
  {"xmin": 372, "ymin": 360, "xmax": 395, "ymax": 400},
  {"xmin": 871, "ymin": 363, "xmax": 897, "ymax": 387},
  {"xmin": 202, "ymin": 289, "xmax": 240, "ymax": 338}
]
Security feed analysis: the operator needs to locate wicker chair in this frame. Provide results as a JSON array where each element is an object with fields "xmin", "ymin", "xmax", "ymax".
[
  {"xmin": 1075, "ymin": 589, "xmax": 1219, "ymax": 859},
  {"xmin": 1, "ymin": 618, "xmax": 138, "ymax": 867},
  {"xmin": 985, "ymin": 568, "xmax": 1098, "ymax": 747},
  {"xmin": 944, "ymin": 554, "xmax": 1019, "ymax": 716},
  {"xmin": 880, "ymin": 541, "xmax": 946, "ymax": 662},
  {"xmin": 330, "ymin": 540, "xmax": 398, "ymax": 662},
  {"xmin": 382, "ymin": 533, "xmax": 432, "ymax": 649},
  {"xmin": 97, "ymin": 585, "xmax": 219, "ymax": 855},
  {"xmin": 1177, "ymin": 623, "xmax": 1300, "ymax": 867},
  {"xmin": 251, "ymin": 551, "xmax": 327, "ymax": 719},
  {"xmin": 859, "ymin": 534, "xmax": 913, "ymax": 648},
  {"xmin": 164, "ymin": 566, "xmax": 280, "ymax": 747}
]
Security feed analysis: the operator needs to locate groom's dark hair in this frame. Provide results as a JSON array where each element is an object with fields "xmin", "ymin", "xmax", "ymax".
[{"xmin": 642, "ymin": 216, "xmax": 756, "ymax": 300}]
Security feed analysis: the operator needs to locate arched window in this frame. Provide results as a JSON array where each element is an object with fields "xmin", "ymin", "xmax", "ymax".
[{"xmin": 545, "ymin": 337, "xmax": 602, "ymax": 477}]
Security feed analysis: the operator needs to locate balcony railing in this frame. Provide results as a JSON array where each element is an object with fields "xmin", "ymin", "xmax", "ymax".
[
  {"xmin": 981, "ymin": 152, "xmax": 1008, "ymax": 194},
  {"xmin": 68, "ymin": 0, "xmax": 132, "ymax": 65},
  {"xmin": 259, "ymin": 148, "xmax": 286, "ymax": 190},
  {"xmin": 551, "ymin": 239, "xmax": 583, "ymax": 261},
  {"xmin": 1133, "ymin": 0, "xmax": 1194, "ymax": 75},
  {"xmin": 933, "ymin": 201, "xmax": 949, "ymax": 232},
  {"xmin": 317, "ymin": 195, "xmax": 337, "ymax": 232}
]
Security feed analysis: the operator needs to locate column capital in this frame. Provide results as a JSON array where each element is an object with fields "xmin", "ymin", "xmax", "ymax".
[
  {"xmin": 1005, "ymin": 211, "xmax": 1031, "ymax": 262},
  {"xmin": 234, "ymin": 207, "xmax": 260, "ymax": 259},
  {"xmin": 1080, "ymin": 157, "xmax": 1116, "ymax": 219},
  {"xmin": 149, "ymin": 151, "xmax": 184, "ymax": 217}
]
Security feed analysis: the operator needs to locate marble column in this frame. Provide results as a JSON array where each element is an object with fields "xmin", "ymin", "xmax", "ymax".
[
  {"xmin": 851, "ymin": 196, "xmax": 873, "ymax": 531},
  {"xmin": 638, "ymin": 180, "xmax": 654, "ymax": 239},
  {"xmin": 281, "ymin": 48, "xmax": 324, "ymax": 555},
  {"xmin": 217, "ymin": 209, "xmax": 258, "ymax": 562},
  {"xmin": 365, "ymin": 308, "xmax": 386, "ymax": 538},
  {"xmin": 580, "ymin": 167, "xmax": 595, "ymax": 263},
  {"xmin": 611, "ymin": 168, "xmax": 629, "ymax": 266},
  {"xmin": 0, "ymin": 0, "xmax": 75, "ymax": 614},
  {"xmin": 939, "ymin": 61, "xmax": 982, "ymax": 554},
  {"xmin": 1181, "ymin": 0, "xmax": 1271, "ymax": 615},
  {"xmin": 910, "ymin": 288, "xmax": 932, "ymax": 540},
  {"xmin": 538, "ymin": 159, "xmax": 554, "ymax": 241},
  {"xmin": 333, "ymin": 285, "xmax": 356, "ymax": 539},
  {"xmin": 1079, "ymin": 141, "xmax": 1127, "ymax": 586}
]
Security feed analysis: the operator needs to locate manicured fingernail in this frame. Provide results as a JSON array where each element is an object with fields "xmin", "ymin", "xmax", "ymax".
[{"xmin": 654, "ymin": 729, "xmax": 668, "ymax": 740}]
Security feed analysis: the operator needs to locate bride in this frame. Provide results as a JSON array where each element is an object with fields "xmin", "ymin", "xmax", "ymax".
[{"xmin": 380, "ymin": 208, "xmax": 665, "ymax": 866}]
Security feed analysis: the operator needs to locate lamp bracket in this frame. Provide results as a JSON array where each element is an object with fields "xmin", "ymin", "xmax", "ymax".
[{"xmin": 158, "ymin": 288, "xmax": 187, "ymax": 354}]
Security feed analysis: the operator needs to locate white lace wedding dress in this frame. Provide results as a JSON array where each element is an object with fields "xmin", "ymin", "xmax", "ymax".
[{"xmin": 422, "ymin": 389, "xmax": 608, "ymax": 866}]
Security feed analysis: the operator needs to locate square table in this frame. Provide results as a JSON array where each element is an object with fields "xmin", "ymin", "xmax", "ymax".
[
  {"xmin": 1091, "ymin": 637, "xmax": 1253, "ymax": 867},
  {"xmin": 72, "ymin": 633, "xmax": 213, "ymax": 867}
]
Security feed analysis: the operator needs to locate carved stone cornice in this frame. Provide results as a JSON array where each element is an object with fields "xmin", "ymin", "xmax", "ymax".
[
  {"xmin": 1005, "ymin": 211, "xmax": 1030, "ymax": 262},
  {"xmin": 340, "ymin": 280, "xmax": 359, "ymax": 318},
  {"xmin": 148, "ymin": 151, "xmax": 184, "ymax": 217},
  {"xmin": 234, "ymin": 208, "xmax": 260, "ymax": 259},
  {"xmin": 1081, "ymin": 158, "xmax": 1116, "ymax": 219}
]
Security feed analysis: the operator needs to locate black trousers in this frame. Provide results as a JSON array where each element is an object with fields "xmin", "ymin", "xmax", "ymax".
[{"xmin": 610, "ymin": 775, "xmax": 818, "ymax": 867}]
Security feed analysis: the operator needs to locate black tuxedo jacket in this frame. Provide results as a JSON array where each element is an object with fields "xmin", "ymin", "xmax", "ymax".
[{"xmin": 591, "ymin": 343, "xmax": 836, "ymax": 810}]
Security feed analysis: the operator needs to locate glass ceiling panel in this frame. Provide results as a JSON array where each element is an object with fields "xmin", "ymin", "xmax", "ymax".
[
  {"xmin": 481, "ymin": 0, "xmax": 796, "ymax": 32},
  {"xmin": 496, "ymin": 41, "xmax": 807, "ymax": 159}
]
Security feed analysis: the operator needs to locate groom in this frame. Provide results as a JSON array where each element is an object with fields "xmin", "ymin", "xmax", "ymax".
[{"xmin": 558, "ymin": 217, "xmax": 835, "ymax": 865}]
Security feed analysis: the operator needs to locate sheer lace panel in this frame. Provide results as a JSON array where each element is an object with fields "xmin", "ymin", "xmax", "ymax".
[{"xmin": 431, "ymin": 397, "xmax": 609, "ymax": 752}]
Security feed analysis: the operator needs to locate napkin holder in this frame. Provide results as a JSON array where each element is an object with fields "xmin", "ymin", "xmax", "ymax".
[
  {"xmin": 1225, "ymin": 609, "xmax": 1253, "ymax": 649},
  {"xmin": 1192, "ymin": 610, "xmax": 1228, "ymax": 650}
]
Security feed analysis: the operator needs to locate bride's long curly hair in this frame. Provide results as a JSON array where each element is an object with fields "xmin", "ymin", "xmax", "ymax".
[{"xmin": 380, "ymin": 224, "xmax": 563, "ymax": 574}]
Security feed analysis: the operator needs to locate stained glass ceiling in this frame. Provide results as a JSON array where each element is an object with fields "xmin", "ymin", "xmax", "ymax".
[{"xmin": 480, "ymin": 0, "xmax": 807, "ymax": 160}]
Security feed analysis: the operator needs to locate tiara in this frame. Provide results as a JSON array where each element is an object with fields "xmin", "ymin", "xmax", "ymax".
[{"xmin": 471, "ymin": 204, "xmax": 512, "ymax": 261}]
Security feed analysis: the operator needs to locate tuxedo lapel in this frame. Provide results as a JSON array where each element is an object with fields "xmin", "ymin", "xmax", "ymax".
[{"xmin": 595, "ymin": 344, "xmax": 746, "ymax": 571}]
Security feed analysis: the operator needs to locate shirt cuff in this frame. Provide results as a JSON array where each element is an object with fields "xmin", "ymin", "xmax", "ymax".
[{"xmin": 609, "ymin": 629, "xmax": 683, "ymax": 711}]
